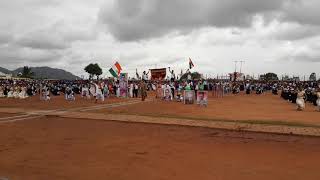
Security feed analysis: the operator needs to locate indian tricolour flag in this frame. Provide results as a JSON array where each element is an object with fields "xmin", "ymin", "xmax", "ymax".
[{"xmin": 109, "ymin": 62, "xmax": 122, "ymax": 78}]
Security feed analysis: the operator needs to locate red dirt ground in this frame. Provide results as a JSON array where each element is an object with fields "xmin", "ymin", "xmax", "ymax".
[
  {"xmin": 1, "ymin": 92, "xmax": 320, "ymax": 179},
  {"xmin": 0, "ymin": 95, "xmax": 131, "ymax": 110},
  {"xmin": 1, "ymin": 117, "xmax": 320, "ymax": 180},
  {"xmin": 92, "ymin": 92, "xmax": 320, "ymax": 126}
]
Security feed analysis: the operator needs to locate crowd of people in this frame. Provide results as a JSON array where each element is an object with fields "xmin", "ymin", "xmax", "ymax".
[
  {"xmin": 0, "ymin": 79, "xmax": 151, "ymax": 102},
  {"xmin": 1, "ymin": 77, "xmax": 320, "ymax": 111}
]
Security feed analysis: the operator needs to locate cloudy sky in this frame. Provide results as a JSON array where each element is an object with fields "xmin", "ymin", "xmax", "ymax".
[{"xmin": 0, "ymin": 0, "xmax": 320, "ymax": 78}]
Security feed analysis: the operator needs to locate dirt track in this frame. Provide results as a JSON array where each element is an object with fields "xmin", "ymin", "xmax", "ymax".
[
  {"xmin": 92, "ymin": 92, "xmax": 320, "ymax": 126},
  {"xmin": 1, "ymin": 117, "xmax": 320, "ymax": 180},
  {"xmin": 1, "ymin": 92, "xmax": 320, "ymax": 179}
]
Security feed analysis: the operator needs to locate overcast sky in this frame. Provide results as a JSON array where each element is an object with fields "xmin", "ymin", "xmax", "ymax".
[{"xmin": 0, "ymin": 0, "xmax": 320, "ymax": 78}]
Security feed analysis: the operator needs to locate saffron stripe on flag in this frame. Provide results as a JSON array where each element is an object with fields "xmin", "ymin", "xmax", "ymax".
[{"xmin": 115, "ymin": 62, "xmax": 122, "ymax": 72}]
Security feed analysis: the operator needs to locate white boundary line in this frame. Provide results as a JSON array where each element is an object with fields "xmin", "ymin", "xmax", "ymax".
[
  {"xmin": 0, "ymin": 115, "xmax": 43, "ymax": 124},
  {"xmin": 0, "ymin": 100, "xmax": 149, "ymax": 124},
  {"xmin": 0, "ymin": 114, "xmax": 31, "ymax": 120}
]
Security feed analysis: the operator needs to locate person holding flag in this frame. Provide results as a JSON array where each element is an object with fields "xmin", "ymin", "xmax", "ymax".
[
  {"xmin": 142, "ymin": 70, "xmax": 150, "ymax": 82},
  {"xmin": 136, "ymin": 69, "xmax": 149, "ymax": 81},
  {"xmin": 168, "ymin": 67, "xmax": 176, "ymax": 82}
]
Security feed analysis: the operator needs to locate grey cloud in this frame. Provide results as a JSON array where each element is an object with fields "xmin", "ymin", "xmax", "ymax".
[
  {"xmin": 99, "ymin": 0, "xmax": 285, "ymax": 41},
  {"xmin": 280, "ymin": 42, "xmax": 320, "ymax": 62},
  {"xmin": 14, "ymin": 21, "xmax": 97, "ymax": 50},
  {"xmin": 286, "ymin": 54, "xmax": 320, "ymax": 63},
  {"xmin": 276, "ymin": 27, "xmax": 320, "ymax": 41},
  {"xmin": 0, "ymin": 45, "xmax": 63, "ymax": 63},
  {"xmin": 158, "ymin": 57, "xmax": 184, "ymax": 65},
  {"xmin": 53, "ymin": 21, "xmax": 98, "ymax": 42},
  {"xmin": 0, "ymin": 31, "xmax": 13, "ymax": 45},
  {"xmin": 282, "ymin": 0, "xmax": 320, "ymax": 26},
  {"xmin": 267, "ymin": 23, "xmax": 320, "ymax": 41},
  {"xmin": 16, "ymin": 31, "xmax": 69, "ymax": 50}
]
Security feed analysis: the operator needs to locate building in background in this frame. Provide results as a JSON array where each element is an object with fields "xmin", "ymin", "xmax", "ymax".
[{"xmin": 0, "ymin": 71, "xmax": 12, "ymax": 79}]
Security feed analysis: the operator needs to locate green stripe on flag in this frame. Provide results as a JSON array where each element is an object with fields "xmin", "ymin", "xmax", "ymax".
[{"xmin": 109, "ymin": 68, "xmax": 118, "ymax": 78}]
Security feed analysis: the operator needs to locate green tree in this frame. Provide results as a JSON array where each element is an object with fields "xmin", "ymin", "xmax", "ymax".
[
  {"xmin": 264, "ymin": 72, "xmax": 279, "ymax": 81},
  {"xmin": 309, "ymin": 72, "xmax": 317, "ymax": 81},
  {"xmin": 19, "ymin": 66, "xmax": 34, "ymax": 79},
  {"xmin": 84, "ymin": 63, "xmax": 103, "ymax": 80}
]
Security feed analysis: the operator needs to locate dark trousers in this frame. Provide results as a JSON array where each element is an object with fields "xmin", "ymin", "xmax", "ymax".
[
  {"xmin": 171, "ymin": 88, "xmax": 175, "ymax": 99},
  {"xmin": 133, "ymin": 89, "xmax": 138, "ymax": 98}
]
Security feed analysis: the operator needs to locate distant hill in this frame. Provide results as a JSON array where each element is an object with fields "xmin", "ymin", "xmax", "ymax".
[
  {"xmin": 0, "ymin": 66, "xmax": 80, "ymax": 80},
  {"xmin": 0, "ymin": 67, "xmax": 11, "ymax": 74}
]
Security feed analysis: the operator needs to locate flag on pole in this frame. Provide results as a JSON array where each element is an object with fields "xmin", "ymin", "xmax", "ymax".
[
  {"xmin": 109, "ymin": 61, "xmax": 122, "ymax": 78},
  {"xmin": 189, "ymin": 58, "xmax": 194, "ymax": 69},
  {"xmin": 136, "ymin": 69, "xmax": 140, "ymax": 79}
]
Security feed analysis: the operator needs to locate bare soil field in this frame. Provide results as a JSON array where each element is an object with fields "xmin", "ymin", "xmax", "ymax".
[
  {"xmin": 0, "ymin": 117, "xmax": 320, "ymax": 180},
  {"xmin": 92, "ymin": 92, "xmax": 320, "ymax": 127},
  {"xmin": 1, "ymin": 92, "xmax": 320, "ymax": 179}
]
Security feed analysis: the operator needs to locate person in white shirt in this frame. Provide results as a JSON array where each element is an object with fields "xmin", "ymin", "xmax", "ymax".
[
  {"xmin": 7, "ymin": 87, "xmax": 14, "ymax": 98},
  {"xmin": 81, "ymin": 85, "xmax": 91, "ymax": 99},
  {"xmin": 40, "ymin": 85, "xmax": 50, "ymax": 101},
  {"xmin": 168, "ymin": 67, "xmax": 176, "ymax": 82},
  {"xmin": 164, "ymin": 84, "xmax": 172, "ymax": 101},
  {"xmin": 13, "ymin": 86, "xmax": 19, "ymax": 98},
  {"xmin": 116, "ymin": 82, "xmax": 120, "ymax": 97},
  {"xmin": 296, "ymin": 88, "xmax": 305, "ymax": 111},
  {"xmin": 142, "ymin": 70, "xmax": 149, "ymax": 81},
  {"xmin": 95, "ymin": 82, "xmax": 104, "ymax": 102},
  {"xmin": 19, "ymin": 86, "xmax": 28, "ymax": 99},
  {"xmin": 129, "ymin": 83, "xmax": 134, "ymax": 98},
  {"xmin": 65, "ymin": 86, "xmax": 76, "ymax": 101}
]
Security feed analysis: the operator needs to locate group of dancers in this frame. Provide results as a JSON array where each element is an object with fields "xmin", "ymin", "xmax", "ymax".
[{"xmin": 280, "ymin": 82, "xmax": 320, "ymax": 111}]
